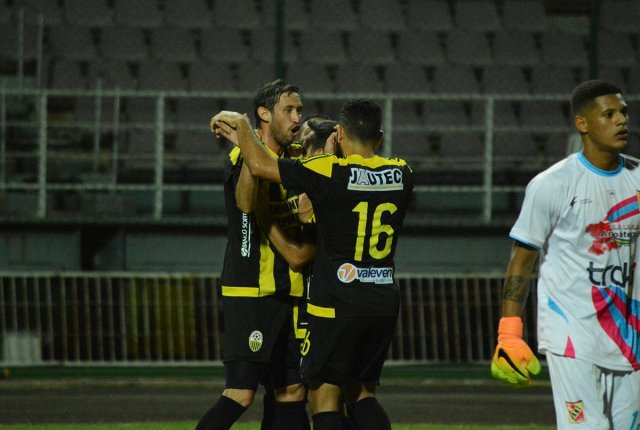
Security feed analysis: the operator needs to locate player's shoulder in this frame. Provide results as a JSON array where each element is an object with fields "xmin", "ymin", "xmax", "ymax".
[{"xmin": 529, "ymin": 153, "xmax": 578, "ymax": 187}]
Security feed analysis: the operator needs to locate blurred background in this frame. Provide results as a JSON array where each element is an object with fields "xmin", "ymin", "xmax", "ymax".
[{"xmin": 0, "ymin": 0, "xmax": 638, "ymax": 368}]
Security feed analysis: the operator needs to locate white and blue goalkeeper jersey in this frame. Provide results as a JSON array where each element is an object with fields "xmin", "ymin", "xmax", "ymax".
[{"xmin": 511, "ymin": 151, "xmax": 640, "ymax": 371}]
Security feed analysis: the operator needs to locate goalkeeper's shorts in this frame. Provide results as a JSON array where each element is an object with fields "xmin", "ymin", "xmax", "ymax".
[{"xmin": 546, "ymin": 352, "xmax": 640, "ymax": 429}]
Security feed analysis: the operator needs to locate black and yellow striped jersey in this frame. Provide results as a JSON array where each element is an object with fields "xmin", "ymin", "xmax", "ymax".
[
  {"xmin": 219, "ymin": 146, "xmax": 305, "ymax": 298},
  {"xmin": 279, "ymin": 153, "xmax": 414, "ymax": 318}
]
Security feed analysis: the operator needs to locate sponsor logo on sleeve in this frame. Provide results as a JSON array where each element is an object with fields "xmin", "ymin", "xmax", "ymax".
[
  {"xmin": 240, "ymin": 213, "xmax": 251, "ymax": 257},
  {"xmin": 337, "ymin": 263, "xmax": 394, "ymax": 284}
]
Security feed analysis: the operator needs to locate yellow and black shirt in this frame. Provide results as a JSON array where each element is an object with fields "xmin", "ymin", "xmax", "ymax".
[
  {"xmin": 279, "ymin": 153, "xmax": 414, "ymax": 318},
  {"xmin": 219, "ymin": 145, "xmax": 305, "ymax": 298}
]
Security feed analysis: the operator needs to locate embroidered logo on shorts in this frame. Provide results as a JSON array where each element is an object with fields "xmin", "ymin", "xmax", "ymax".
[
  {"xmin": 565, "ymin": 400, "xmax": 585, "ymax": 424},
  {"xmin": 248, "ymin": 330, "xmax": 263, "ymax": 352}
]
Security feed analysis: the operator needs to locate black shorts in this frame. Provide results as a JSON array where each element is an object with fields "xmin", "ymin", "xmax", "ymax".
[
  {"xmin": 300, "ymin": 313, "xmax": 397, "ymax": 386},
  {"xmin": 222, "ymin": 295, "xmax": 302, "ymax": 390}
]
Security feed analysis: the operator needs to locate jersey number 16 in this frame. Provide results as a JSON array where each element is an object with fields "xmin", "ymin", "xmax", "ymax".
[{"xmin": 352, "ymin": 201, "xmax": 398, "ymax": 261}]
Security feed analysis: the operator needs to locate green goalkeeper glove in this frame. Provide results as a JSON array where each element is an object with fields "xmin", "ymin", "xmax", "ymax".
[{"xmin": 491, "ymin": 316, "xmax": 541, "ymax": 387}]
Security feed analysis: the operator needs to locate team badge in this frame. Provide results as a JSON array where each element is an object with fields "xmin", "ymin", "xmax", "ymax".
[
  {"xmin": 248, "ymin": 330, "xmax": 263, "ymax": 352},
  {"xmin": 565, "ymin": 400, "xmax": 585, "ymax": 424}
]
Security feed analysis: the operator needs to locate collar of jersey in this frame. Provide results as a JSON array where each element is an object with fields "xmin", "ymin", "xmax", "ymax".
[{"xmin": 577, "ymin": 151, "xmax": 623, "ymax": 177}]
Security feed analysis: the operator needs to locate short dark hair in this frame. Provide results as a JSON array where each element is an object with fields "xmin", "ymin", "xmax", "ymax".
[
  {"xmin": 305, "ymin": 118, "xmax": 338, "ymax": 152},
  {"xmin": 339, "ymin": 99, "xmax": 382, "ymax": 143},
  {"xmin": 254, "ymin": 79, "xmax": 300, "ymax": 126},
  {"xmin": 571, "ymin": 80, "xmax": 623, "ymax": 116}
]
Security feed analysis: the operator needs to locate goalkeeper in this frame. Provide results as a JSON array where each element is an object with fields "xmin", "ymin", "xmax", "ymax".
[{"xmin": 491, "ymin": 80, "xmax": 640, "ymax": 429}]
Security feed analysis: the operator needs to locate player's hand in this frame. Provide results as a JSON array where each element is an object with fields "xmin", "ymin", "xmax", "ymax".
[
  {"xmin": 491, "ymin": 317, "xmax": 541, "ymax": 388},
  {"xmin": 209, "ymin": 111, "xmax": 248, "ymax": 145}
]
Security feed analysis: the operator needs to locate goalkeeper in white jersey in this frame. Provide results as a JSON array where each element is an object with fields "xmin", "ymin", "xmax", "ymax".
[{"xmin": 491, "ymin": 80, "xmax": 640, "ymax": 429}]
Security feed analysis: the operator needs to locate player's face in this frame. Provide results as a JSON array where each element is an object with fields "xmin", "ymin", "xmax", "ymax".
[
  {"xmin": 269, "ymin": 92, "xmax": 303, "ymax": 148},
  {"xmin": 581, "ymin": 93, "xmax": 629, "ymax": 154}
]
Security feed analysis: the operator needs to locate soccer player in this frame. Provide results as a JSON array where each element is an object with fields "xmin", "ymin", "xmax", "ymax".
[
  {"xmin": 211, "ymin": 99, "xmax": 414, "ymax": 430},
  {"xmin": 491, "ymin": 80, "xmax": 640, "ymax": 429},
  {"xmin": 195, "ymin": 79, "xmax": 314, "ymax": 430}
]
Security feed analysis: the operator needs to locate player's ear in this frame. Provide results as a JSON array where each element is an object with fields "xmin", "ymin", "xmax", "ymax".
[
  {"xmin": 374, "ymin": 130, "xmax": 384, "ymax": 149},
  {"xmin": 258, "ymin": 107, "xmax": 271, "ymax": 123},
  {"xmin": 574, "ymin": 114, "xmax": 588, "ymax": 134}
]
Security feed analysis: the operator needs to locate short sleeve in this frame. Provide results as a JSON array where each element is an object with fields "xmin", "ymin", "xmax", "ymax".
[
  {"xmin": 278, "ymin": 157, "xmax": 330, "ymax": 203},
  {"xmin": 510, "ymin": 173, "xmax": 563, "ymax": 249}
]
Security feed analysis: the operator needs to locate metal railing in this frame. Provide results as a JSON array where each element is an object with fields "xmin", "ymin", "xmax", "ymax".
[
  {"xmin": 0, "ymin": 85, "xmax": 591, "ymax": 227},
  {"xmin": 0, "ymin": 271, "xmax": 537, "ymax": 365}
]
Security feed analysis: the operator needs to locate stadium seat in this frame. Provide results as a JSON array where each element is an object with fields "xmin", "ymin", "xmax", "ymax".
[
  {"xmin": 470, "ymin": 100, "xmax": 520, "ymax": 127},
  {"xmin": 173, "ymin": 130, "xmax": 225, "ymax": 161},
  {"xmin": 175, "ymin": 98, "xmax": 224, "ymax": 125},
  {"xmin": 391, "ymin": 101, "xmax": 424, "ymax": 126},
  {"xmin": 137, "ymin": 61, "xmax": 186, "ymax": 91},
  {"xmin": 48, "ymin": 26, "xmax": 97, "ymax": 61},
  {"xmin": 437, "ymin": 131, "xmax": 486, "ymax": 160},
  {"xmin": 235, "ymin": 62, "xmax": 278, "ymax": 92},
  {"xmin": 334, "ymin": 64, "xmax": 384, "ymax": 93},
  {"xmin": 213, "ymin": 0, "xmax": 260, "ymax": 30},
  {"xmin": 493, "ymin": 131, "xmax": 540, "ymax": 160},
  {"xmin": 454, "ymin": 0, "xmax": 502, "ymax": 32},
  {"xmin": 519, "ymin": 100, "xmax": 570, "ymax": 128},
  {"xmin": 595, "ymin": 66, "xmax": 629, "ymax": 92},
  {"xmin": 423, "ymin": 100, "xmax": 471, "ymax": 126},
  {"xmin": 200, "ymin": 28, "xmax": 251, "ymax": 65},
  {"xmin": 502, "ymin": 0, "xmax": 549, "ymax": 32},
  {"xmin": 405, "ymin": 0, "xmax": 453, "ymax": 32},
  {"xmin": 99, "ymin": 27, "xmax": 149, "ymax": 62},
  {"xmin": 299, "ymin": 30, "xmax": 348, "ymax": 65},
  {"xmin": 249, "ymin": 29, "xmax": 298, "ymax": 64},
  {"xmin": 286, "ymin": 63, "xmax": 334, "ymax": 93},
  {"xmin": 348, "ymin": 31, "xmax": 396, "ymax": 65},
  {"xmin": 124, "ymin": 96, "xmax": 174, "ymax": 123},
  {"xmin": 261, "ymin": 0, "xmax": 310, "ymax": 30},
  {"xmin": 92, "ymin": 60, "xmax": 138, "ymax": 89},
  {"xmin": 445, "ymin": 31, "xmax": 493, "ymax": 66},
  {"xmin": 63, "ymin": 0, "xmax": 113, "ymax": 27},
  {"xmin": 0, "ymin": 23, "xmax": 40, "ymax": 60},
  {"xmin": 50, "ymin": 59, "xmax": 87, "ymax": 89},
  {"xmin": 396, "ymin": 31, "xmax": 446, "ymax": 66},
  {"xmin": 481, "ymin": 65, "xmax": 529, "ymax": 94},
  {"xmin": 149, "ymin": 28, "xmax": 198, "ymax": 63},
  {"xmin": 530, "ymin": 65, "xmax": 580, "ymax": 94},
  {"xmin": 164, "ymin": 0, "xmax": 213, "ymax": 29},
  {"xmin": 432, "ymin": 65, "xmax": 481, "ymax": 94},
  {"xmin": 384, "ymin": 63, "xmax": 431, "ymax": 93},
  {"xmin": 541, "ymin": 31, "xmax": 588, "ymax": 67},
  {"xmin": 359, "ymin": 0, "xmax": 405, "ymax": 32},
  {"xmin": 73, "ymin": 95, "xmax": 120, "ymax": 124},
  {"xmin": 309, "ymin": 0, "xmax": 358, "ymax": 31},
  {"xmin": 600, "ymin": 0, "xmax": 640, "ymax": 33},
  {"xmin": 188, "ymin": 60, "xmax": 235, "ymax": 91},
  {"xmin": 493, "ymin": 31, "xmax": 540, "ymax": 66},
  {"xmin": 597, "ymin": 32, "xmax": 636, "ymax": 67},
  {"xmin": 113, "ymin": 0, "xmax": 163, "ymax": 29}
]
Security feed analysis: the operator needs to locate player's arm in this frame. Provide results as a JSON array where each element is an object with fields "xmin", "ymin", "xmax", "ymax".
[
  {"xmin": 297, "ymin": 193, "xmax": 315, "ymax": 224},
  {"xmin": 491, "ymin": 240, "xmax": 541, "ymax": 387},
  {"xmin": 264, "ymin": 222, "xmax": 316, "ymax": 272},
  {"xmin": 211, "ymin": 112, "xmax": 281, "ymax": 183},
  {"xmin": 235, "ymin": 160, "xmax": 259, "ymax": 213}
]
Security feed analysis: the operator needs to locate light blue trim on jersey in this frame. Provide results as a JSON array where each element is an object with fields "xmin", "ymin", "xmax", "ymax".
[
  {"xmin": 577, "ymin": 151, "xmax": 623, "ymax": 177},
  {"xmin": 547, "ymin": 297, "xmax": 569, "ymax": 323},
  {"xmin": 508, "ymin": 234, "xmax": 541, "ymax": 250}
]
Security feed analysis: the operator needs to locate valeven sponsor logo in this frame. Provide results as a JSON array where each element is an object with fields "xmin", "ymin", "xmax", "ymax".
[{"xmin": 337, "ymin": 263, "xmax": 393, "ymax": 284}]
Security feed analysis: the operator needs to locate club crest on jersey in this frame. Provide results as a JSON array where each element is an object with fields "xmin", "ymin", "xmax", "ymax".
[
  {"xmin": 564, "ymin": 400, "xmax": 585, "ymax": 424},
  {"xmin": 248, "ymin": 330, "xmax": 263, "ymax": 352},
  {"xmin": 337, "ymin": 263, "xmax": 393, "ymax": 284},
  {"xmin": 348, "ymin": 167, "xmax": 403, "ymax": 191}
]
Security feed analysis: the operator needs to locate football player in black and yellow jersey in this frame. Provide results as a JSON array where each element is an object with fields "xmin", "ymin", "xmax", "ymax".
[
  {"xmin": 195, "ymin": 80, "xmax": 315, "ymax": 430},
  {"xmin": 212, "ymin": 99, "xmax": 414, "ymax": 430}
]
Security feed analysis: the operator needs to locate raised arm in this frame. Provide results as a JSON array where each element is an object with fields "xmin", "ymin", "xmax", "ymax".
[{"xmin": 211, "ymin": 112, "xmax": 281, "ymax": 183}]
